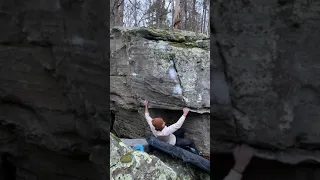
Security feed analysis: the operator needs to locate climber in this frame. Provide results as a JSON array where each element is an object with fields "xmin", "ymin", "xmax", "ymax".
[
  {"xmin": 143, "ymin": 100, "xmax": 201, "ymax": 155},
  {"xmin": 224, "ymin": 144, "xmax": 254, "ymax": 180}
]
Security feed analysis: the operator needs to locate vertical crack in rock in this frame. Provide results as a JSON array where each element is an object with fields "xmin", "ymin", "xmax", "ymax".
[
  {"xmin": 170, "ymin": 58, "xmax": 185, "ymax": 102},
  {"xmin": 231, "ymin": 103, "xmax": 242, "ymax": 140},
  {"xmin": 111, "ymin": 44, "xmax": 127, "ymax": 58},
  {"xmin": 211, "ymin": 19, "xmax": 240, "ymax": 138},
  {"xmin": 210, "ymin": 24, "xmax": 229, "ymax": 84}
]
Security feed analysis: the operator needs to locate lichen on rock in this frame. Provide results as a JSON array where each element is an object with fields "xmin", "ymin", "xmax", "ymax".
[
  {"xmin": 120, "ymin": 152, "xmax": 133, "ymax": 163},
  {"xmin": 110, "ymin": 133, "xmax": 209, "ymax": 180}
]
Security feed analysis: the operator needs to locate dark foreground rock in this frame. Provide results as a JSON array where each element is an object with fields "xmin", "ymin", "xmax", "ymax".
[
  {"xmin": 0, "ymin": 0, "xmax": 109, "ymax": 179},
  {"xmin": 110, "ymin": 133, "xmax": 210, "ymax": 180},
  {"xmin": 211, "ymin": 0, "xmax": 320, "ymax": 176}
]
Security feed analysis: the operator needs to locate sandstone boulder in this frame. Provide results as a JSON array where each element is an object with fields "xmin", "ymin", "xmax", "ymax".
[{"xmin": 110, "ymin": 27, "xmax": 210, "ymax": 153}]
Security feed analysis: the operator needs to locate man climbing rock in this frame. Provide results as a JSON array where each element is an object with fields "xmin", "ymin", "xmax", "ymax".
[{"xmin": 143, "ymin": 100, "xmax": 201, "ymax": 155}]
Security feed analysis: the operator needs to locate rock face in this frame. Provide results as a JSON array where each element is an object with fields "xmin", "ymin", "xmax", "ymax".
[
  {"xmin": 0, "ymin": 0, "xmax": 108, "ymax": 179},
  {"xmin": 211, "ymin": 153, "xmax": 320, "ymax": 180},
  {"xmin": 110, "ymin": 27, "xmax": 210, "ymax": 153},
  {"xmin": 211, "ymin": 0, "xmax": 320, "ymax": 165},
  {"xmin": 110, "ymin": 133, "xmax": 209, "ymax": 180}
]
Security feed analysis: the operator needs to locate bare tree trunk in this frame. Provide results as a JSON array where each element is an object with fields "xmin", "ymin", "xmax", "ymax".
[
  {"xmin": 149, "ymin": 0, "xmax": 154, "ymax": 27},
  {"xmin": 134, "ymin": 0, "xmax": 138, "ymax": 26},
  {"xmin": 200, "ymin": 0, "xmax": 204, "ymax": 33},
  {"xmin": 172, "ymin": 0, "xmax": 175, "ymax": 26},
  {"xmin": 119, "ymin": 0, "xmax": 124, "ymax": 26},
  {"xmin": 110, "ymin": 0, "xmax": 124, "ymax": 27},
  {"xmin": 173, "ymin": 0, "xmax": 181, "ymax": 29},
  {"xmin": 155, "ymin": 0, "xmax": 160, "ymax": 28},
  {"xmin": 183, "ymin": 0, "xmax": 187, "ymax": 30},
  {"xmin": 192, "ymin": 0, "xmax": 196, "ymax": 32},
  {"xmin": 160, "ymin": 0, "xmax": 166, "ymax": 28},
  {"xmin": 205, "ymin": 0, "xmax": 210, "ymax": 35},
  {"xmin": 155, "ymin": 0, "xmax": 166, "ymax": 28},
  {"xmin": 110, "ymin": 0, "xmax": 115, "ymax": 27},
  {"xmin": 203, "ymin": 0, "xmax": 207, "ymax": 33}
]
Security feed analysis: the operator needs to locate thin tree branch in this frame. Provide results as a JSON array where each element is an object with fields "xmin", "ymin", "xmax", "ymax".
[
  {"xmin": 127, "ymin": 0, "xmax": 142, "ymax": 10},
  {"xmin": 111, "ymin": 0, "xmax": 125, "ymax": 15}
]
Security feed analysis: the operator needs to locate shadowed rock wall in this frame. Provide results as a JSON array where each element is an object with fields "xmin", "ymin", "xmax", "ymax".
[
  {"xmin": 0, "ymin": 0, "xmax": 109, "ymax": 179},
  {"xmin": 211, "ymin": 0, "xmax": 320, "ymax": 179}
]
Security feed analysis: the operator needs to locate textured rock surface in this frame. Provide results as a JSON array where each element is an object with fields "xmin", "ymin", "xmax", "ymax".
[
  {"xmin": 211, "ymin": 153, "xmax": 320, "ymax": 180},
  {"xmin": 110, "ymin": 133, "xmax": 209, "ymax": 180},
  {"xmin": 0, "ymin": 0, "xmax": 108, "ymax": 179},
  {"xmin": 110, "ymin": 27, "xmax": 210, "ymax": 153},
  {"xmin": 211, "ymin": 0, "xmax": 320, "ymax": 166}
]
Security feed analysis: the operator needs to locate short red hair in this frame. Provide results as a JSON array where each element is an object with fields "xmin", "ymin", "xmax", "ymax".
[{"xmin": 152, "ymin": 118, "xmax": 164, "ymax": 131}]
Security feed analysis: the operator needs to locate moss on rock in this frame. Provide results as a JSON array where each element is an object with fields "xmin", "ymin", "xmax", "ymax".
[
  {"xmin": 169, "ymin": 42, "xmax": 194, "ymax": 48},
  {"xmin": 120, "ymin": 152, "xmax": 133, "ymax": 163},
  {"xmin": 169, "ymin": 41, "xmax": 209, "ymax": 50},
  {"xmin": 111, "ymin": 26, "xmax": 208, "ymax": 44},
  {"xmin": 111, "ymin": 133, "xmax": 122, "ymax": 143},
  {"xmin": 110, "ymin": 134, "xmax": 209, "ymax": 180}
]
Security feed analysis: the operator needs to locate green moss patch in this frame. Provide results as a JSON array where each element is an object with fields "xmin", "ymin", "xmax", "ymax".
[
  {"xmin": 115, "ymin": 27, "xmax": 208, "ymax": 44},
  {"xmin": 169, "ymin": 41, "xmax": 209, "ymax": 50},
  {"xmin": 169, "ymin": 42, "xmax": 197, "ymax": 49},
  {"xmin": 120, "ymin": 152, "xmax": 133, "ymax": 163},
  {"xmin": 169, "ymin": 42, "xmax": 193, "ymax": 48},
  {"xmin": 177, "ymin": 175, "xmax": 183, "ymax": 180},
  {"xmin": 111, "ymin": 133, "xmax": 122, "ymax": 143}
]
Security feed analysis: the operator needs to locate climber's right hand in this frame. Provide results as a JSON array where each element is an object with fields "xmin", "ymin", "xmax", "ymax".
[
  {"xmin": 183, "ymin": 108, "xmax": 189, "ymax": 116},
  {"xmin": 232, "ymin": 144, "xmax": 254, "ymax": 174}
]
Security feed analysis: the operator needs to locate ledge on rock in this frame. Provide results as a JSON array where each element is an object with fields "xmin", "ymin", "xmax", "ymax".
[{"xmin": 111, "ymin": 26, "xmax": 209, "ymax": 44}]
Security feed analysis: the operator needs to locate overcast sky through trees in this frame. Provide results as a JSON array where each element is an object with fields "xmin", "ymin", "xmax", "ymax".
[{"xmin": 111, "ymin": 0, "xmax": 209, "ymax": 34}]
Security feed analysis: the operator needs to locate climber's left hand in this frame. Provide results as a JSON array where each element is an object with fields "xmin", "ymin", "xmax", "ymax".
[{"xmin": 143, "ymin": 100, "xmax": 148, "ymax": 107}]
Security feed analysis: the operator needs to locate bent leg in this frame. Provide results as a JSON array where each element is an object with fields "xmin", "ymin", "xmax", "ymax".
[
  {"xmin": 173, "ymin": 128, "xmax": 185, "ymax": 138},
  {"xmin": 175, "ymin": 137, "xmax": 199, "ymax": 154}
]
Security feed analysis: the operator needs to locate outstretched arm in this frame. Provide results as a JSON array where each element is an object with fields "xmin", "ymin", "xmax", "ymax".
[
  {"xmin": 223, "ymin": 170, "xmax": 242, "ymax": 180},
  {"xmin": 223, "ymin": 145, "xmax": 254, "ymax": 180},
  {"xmin": 165, "ymin": 108, "xmax": 189, "ymax": 135},
  {"xmin": 143, "ymin": 100, "xmax": 153, "ymax": 127}
]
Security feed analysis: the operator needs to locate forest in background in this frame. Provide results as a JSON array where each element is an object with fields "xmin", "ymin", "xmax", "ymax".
[{"xmin": 110, "ymin": 0, "xmax": 209, "ymax": 34}]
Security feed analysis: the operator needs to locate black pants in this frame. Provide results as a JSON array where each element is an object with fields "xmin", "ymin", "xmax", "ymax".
[
  {"xmin": 174, "ymin": 128, "xmax": 199, "ymax": 153},
  {"xmin": 173, "ymin": 128, "xmax": 185, "ymax": 138}
]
